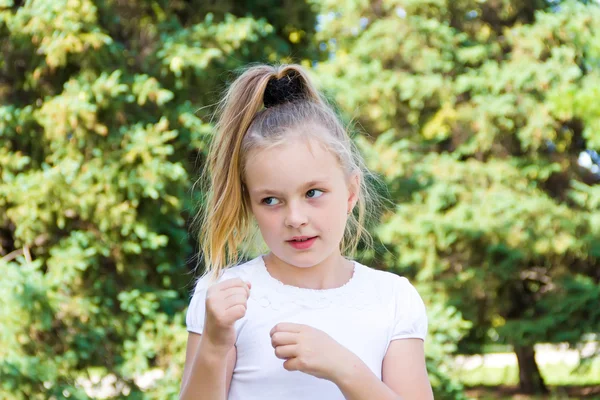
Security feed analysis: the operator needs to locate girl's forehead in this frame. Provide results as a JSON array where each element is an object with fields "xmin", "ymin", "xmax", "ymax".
[
  {"xmin": 244, "ymin": 138, "xmax": 345, "ymax": 190},
  {"xmin": 246, "ymin": 136, "xmax": 332, "ymax": 166}
]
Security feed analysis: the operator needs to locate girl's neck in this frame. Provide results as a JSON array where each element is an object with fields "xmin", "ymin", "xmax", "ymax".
[{"xmin": 262, "ymin": 252, "xmax": 354, "ymax": 290}]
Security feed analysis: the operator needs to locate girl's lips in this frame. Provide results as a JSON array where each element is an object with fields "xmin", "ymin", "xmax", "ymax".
[{"xmin": 287, "ymin": 236, "xmax": 318, "ymax": 250}]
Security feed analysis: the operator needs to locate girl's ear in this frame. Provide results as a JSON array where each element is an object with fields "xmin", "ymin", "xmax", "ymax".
[{"xmin": 347, "ymin": 172, "xmax": 360, "ymax": 213}]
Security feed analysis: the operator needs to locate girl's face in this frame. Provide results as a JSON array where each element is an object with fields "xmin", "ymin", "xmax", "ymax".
[{"xmin": 244, "ymin": 135, "xmax": 358, "ymax": 269}]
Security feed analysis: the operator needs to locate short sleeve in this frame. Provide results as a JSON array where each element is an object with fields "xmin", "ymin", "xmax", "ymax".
[
  {"xmin": 390, "ymin": 277, "xmax": 428, "ymax": 341},
  {"xmin": 185, "ymin": 274, "xmax": 212, "ymax": 335}
]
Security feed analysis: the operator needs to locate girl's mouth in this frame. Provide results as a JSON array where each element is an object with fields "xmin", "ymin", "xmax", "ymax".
[{"xmin": 287, "ymin": 236, "xmax": 318, "ymax": 250}]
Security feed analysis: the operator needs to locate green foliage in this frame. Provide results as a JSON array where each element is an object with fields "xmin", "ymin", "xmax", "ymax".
[{"xmin": 422, "ymin": 299, "xmax": 472, "ymax": 399}]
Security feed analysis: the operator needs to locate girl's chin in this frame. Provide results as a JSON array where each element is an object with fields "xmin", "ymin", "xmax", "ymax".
[
  {"xmin": 283, "ymin": 253, "xmax": 336, "ymax": 269},
  {"xmin": 268, "ymin": 252, "xmax": 321, "ymax": 269},
  {"xmin": 288, "ymin": 261, "xmax": 318, "ymax": 268}
]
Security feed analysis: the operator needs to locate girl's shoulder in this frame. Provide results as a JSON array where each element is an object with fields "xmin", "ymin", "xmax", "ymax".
[
  {"xmin": 353, "ymin": 260, "xmax": 415, "ymax": 293},
  {"xmin": 219, "ymin": 256, "xmax": 264, "ymax": 281},
  {"xmin": 191, "ymin": 256, "xmax": 263, "ymax": 294},
  {"xmin": 355, "ymin": 262, "xmax": 428, "ymax": 339},
  {"xmin": 354, "ymin": 261, "xmax": 425, "ymax": 315}
]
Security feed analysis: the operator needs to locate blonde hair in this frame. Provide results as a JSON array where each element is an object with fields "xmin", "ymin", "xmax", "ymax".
[{"xmin": 193, "ymin": 63, "xmax": 381, "ymax": 281}]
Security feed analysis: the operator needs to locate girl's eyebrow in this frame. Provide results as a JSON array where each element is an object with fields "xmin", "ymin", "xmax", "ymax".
[{"xmin": 251, "ymin": 179, "xmax": 330, "ymax": 197}]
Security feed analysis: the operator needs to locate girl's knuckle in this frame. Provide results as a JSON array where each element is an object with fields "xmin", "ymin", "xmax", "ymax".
[
  {"xmin": 233, "ymin": 304, "xmax": 246, "ymax": 318},
  {"xmin": 232, "ymin": 278, "xmax": 244, "ymax": 286},
  {"xmin": 297, "ymin": 357, "xmax": 308, "ymax": 369}
]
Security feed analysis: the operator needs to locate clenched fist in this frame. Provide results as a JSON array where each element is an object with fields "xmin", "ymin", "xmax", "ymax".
[
  {"xmin": 203, "ymin": 278, "xmax": 251, "ymax": 352},
  {"xmin": 270, "ymin": 323, "xmax": 357, "ymax": 382}
]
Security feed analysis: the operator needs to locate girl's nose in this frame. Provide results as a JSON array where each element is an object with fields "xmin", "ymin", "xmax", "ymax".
[{"xmin": 284, "ymin": 204, "xmax": 308, "ymax": 228}]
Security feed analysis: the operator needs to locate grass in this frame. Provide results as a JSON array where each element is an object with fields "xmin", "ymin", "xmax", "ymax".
[
  {"xmin": 453, "ymin": 359, "xmax": 600, "ymax": 387},
  {"xmin": 465, "ymin": 386, "xmax": 600, "ymax": 400},
  {"xmin": 454, "ymin": 359, "xmax": 600, "ymax": 399}
]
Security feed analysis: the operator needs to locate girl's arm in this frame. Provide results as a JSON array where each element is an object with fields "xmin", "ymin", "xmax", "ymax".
[
  {"xmin": 333, "ymin": 339, "xmax": 433, "ymax": 400},
  {"xmin": 181, "ymin": 277, "xmax": 250, "ymax": 399},
  {"xmin": 179, "ymin": 333, "xmax": 237, "ymax": 400},
  {"xmin": 381, "ymin": 339, "xmax": 433, "ymax": 399}
]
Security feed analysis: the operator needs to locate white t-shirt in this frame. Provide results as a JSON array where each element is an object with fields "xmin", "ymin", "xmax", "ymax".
[{"xmin": 186, "ymin": 256, "xmax": 427, "ymax": 400}]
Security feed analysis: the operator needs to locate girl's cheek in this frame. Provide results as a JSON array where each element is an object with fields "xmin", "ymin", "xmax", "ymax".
[
  {"xmin": 309, "ymin": 196, "xmax": 329, "ymax": 207},
  {"xmin": 262, "ymin": 209, "xmax": 282, "ymax": 224}
]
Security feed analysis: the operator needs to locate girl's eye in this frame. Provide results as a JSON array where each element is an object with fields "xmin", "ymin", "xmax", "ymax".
[
  {"xmin": 306, "ymin": 189, "xmax": 324, "ymax": 199},
  {"xmin": 262, "ymin": 197, "xmax": 280, "ymax": 206}
]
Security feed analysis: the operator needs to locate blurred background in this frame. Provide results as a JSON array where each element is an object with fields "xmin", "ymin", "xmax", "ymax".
[{"xmin": 1, "ymin": 0, "xmax": 599, "ymax": 399}]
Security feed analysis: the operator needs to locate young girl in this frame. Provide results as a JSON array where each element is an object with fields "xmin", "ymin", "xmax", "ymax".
[{"xmin": 180, "ymin": 64, "xmax": 433, "ymax": 400}]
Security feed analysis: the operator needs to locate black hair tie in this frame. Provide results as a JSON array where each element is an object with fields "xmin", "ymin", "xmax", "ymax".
[{"xmin": 263, "ymin": 71, "xmax": 305, "ymax": 108}]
